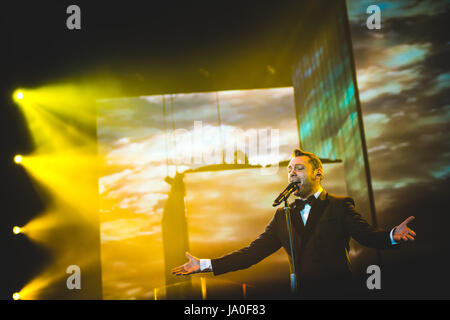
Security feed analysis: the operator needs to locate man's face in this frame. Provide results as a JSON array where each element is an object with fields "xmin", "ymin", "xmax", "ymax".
[{"xmin": 287, "ymin": 156, "xmax": 321, "ymax": 198}]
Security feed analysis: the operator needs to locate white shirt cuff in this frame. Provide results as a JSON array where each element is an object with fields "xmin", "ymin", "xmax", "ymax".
[
  {"xmin": 390, "ymin": 227, "xmax": 399, "ymax": 245},
  {"xmin": 200, "ymin": 259, "xmax": 213, "ymax": 272}
]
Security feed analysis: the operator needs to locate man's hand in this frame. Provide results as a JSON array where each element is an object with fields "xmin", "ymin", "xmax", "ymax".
[
  {"xmin": 393, "ymin": 216, "xmax": 416, "ymax": 242},
  {"xmin": 171, "ymin": 252, "xmax": 201, "ymax": 276}
]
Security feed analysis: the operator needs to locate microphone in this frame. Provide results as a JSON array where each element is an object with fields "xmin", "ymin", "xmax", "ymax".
[{"xmin": 272, "ymin": 182, "xmax": 299, "ymax": 207}]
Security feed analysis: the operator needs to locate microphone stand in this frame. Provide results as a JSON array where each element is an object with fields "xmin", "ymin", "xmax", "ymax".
[{"xmin": 284, "ymin": 199, "xmax": 297, "ymax": 294}]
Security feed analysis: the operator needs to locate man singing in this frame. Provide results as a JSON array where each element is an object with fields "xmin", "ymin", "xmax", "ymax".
[{"xmin": 172, "ymin": 148, "xmax": 416, "ymax": 298}]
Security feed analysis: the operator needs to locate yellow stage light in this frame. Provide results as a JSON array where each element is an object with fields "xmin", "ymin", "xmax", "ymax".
[
  {"xmin": 13, "ymin": 226, "xmax": 21, "ymax": 234},
  {"xmin": 12, "ymin": 292, "xmax": 20, "ymax": 300},
  {"xmin": 12, "ymin": 89, "xmax": 25, "ymax": 103},
  {"xmin": 14, "ymin": 155, "xmax": 23, "ymax": 164}
]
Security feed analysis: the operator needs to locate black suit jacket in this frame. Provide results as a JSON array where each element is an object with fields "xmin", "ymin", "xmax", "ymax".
[{"xmin": 211, "ymin": 190, "xmax": 398, "ymax": 297}]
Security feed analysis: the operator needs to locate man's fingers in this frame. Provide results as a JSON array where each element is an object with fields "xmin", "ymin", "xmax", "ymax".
[
  {"xmin": 172, "ymin": 269, "xmax": 183, "ymax": 275},
  {"xmin": 402, "ymin": 216, "xmax": 415, "ymax": 226},
  {"xmin": 173, "ymin": 270, "xmax": 191, "ymax": 276},
  {"xmin": 181, "ymin": 271, "xmax": 192, "ymax": 275},
  {"xmin": 174, "ymin": 270, "xmax": 192, "ymax": 276},
  {"xmin": 401, "ymin": 234, "xmax": 415, "ymax": 241},
  {"xmin": 173, "ymin": 252, "xmax": 200, "ymax": 276},
  {"xmin": 171, "ymin": 265, "xmax": 187, "ymax": 273},
  {"xmin": 408, "ymin": 228, "xmax": 416, "ymax": 237}
]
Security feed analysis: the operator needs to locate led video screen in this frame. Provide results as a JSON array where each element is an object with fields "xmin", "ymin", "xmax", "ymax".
[{"xmin": 96, "ymin": 87, "xmax": 347, "ymax": 299}]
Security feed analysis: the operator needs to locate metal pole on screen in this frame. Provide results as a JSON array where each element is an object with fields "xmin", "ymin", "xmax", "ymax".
[{"xmin": 284, "ymin": 199, "xmax": 297, "ymax": 294}]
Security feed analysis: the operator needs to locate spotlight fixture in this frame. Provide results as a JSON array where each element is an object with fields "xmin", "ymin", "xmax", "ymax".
[
  {"xmin": 14, "ymin": 155, "xmax": 23, "ymax": 164},
  {"xmin": 13, "ymin": 226, "xmax": 21, "ymax": 235},
  {"xmin": 13, "ymin": 89, "xmax": 24, "ymax": 102},
  {"xmin": 12, "ymin": 292, "xmax": 20, "ymax": 300}
]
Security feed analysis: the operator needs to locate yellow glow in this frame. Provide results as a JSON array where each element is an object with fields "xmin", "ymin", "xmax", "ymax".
[
  {"xmin": 13, "ymin": 89, "xmax": 26, "ymax": 103},
  {"xmin": 14, "ymin": 155, "xmax": 23, "ymax": 164},
  {"xmin": 201, "ymin": 277, "xmax": 207, "ymax": 300},
  {"xmin": 19, "ymin": 153, "xmax": 100, "ymax": 222},
  {"xmin": 12, "ymin": 79, "xmax": 117, "ymax": 299},
  {"xmin": 13, "ymin": 226, "xmax": 21, "ymax": 234},
  {"xmin": 12, "ymin": 292, "xmax": 20, "ymax": 300},
  {"xmin": 20, "ymin": 210, "xmax": 66, "ymax": 245},
  {"xmin": 17, "ymin": 250, "xmax": 97, "ymax": 300}
]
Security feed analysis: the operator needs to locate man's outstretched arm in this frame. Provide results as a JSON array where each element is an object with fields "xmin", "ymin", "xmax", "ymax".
[
  {"xmin": 342, "ymin": 197, "xmax": 416, "ymax": 248},
  {"xmin": 172, "ymin": 213, "xmax": 282, "ymax": 276}
]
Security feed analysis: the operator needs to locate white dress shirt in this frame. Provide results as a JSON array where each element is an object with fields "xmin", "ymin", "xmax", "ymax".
[{"xmin": 299, "ymin": 186, "xmax": 323, "ymax": 225}]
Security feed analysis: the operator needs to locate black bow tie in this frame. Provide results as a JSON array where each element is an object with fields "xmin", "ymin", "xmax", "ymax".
[{"xmin": 294, "ymin": 195, "xmax": 316, "ymax": 210}]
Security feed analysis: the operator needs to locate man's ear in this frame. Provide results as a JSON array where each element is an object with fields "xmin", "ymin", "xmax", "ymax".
[{"xmin": 315, "ymin": 168, "xmax": 323, "ymax": 180}]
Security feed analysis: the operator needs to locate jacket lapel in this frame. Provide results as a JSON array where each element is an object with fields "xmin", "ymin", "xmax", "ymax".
[
  {"xmin": 299, "ymin": 190, "xmax": 328, "ymax": 254},
  {"xmin": 289, "ymin": 202, "xmax": 305, "ymax": 237}
]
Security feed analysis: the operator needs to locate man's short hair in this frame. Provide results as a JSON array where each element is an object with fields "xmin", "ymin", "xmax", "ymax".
[{"xmin": 292, "ymin": 148, "xmax": 323, "ymax": 171}]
